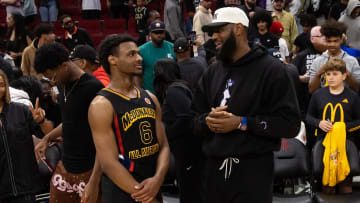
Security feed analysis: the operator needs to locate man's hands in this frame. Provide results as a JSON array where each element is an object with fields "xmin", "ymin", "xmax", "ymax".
[
  {"xmin": 35, "ymin": 137, "xmax": 49, "ymax": 160},
  {"xmin": 9, "ymin": 51, "xmax": 20, "ymax": 59},
  {"xmin": 131, "ymin": 176, "xmax": 162, "ymax": 203},
  {"xmin": 30, "ymin": 97, "xmax": 46, "ymax": 124},
  {"xmin": 81, "ymin": 181, "xmax": 99, "ymax": 203},
  {"xmin": 299, "ymin": 72, "xmax": 310, "ymax": 83},
  {"xmin": 319, "ymin": 120, "xmax": 333, "ymax": 132},
  {"xmin": 205, "ymin": 106, "xmax": 242, "ymax": 133}
]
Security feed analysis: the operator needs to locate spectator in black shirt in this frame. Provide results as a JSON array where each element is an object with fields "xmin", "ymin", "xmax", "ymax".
[
  {"xmin": 173, "ymin": 37, "xmax": 205, "ymax": 91},
  {"xmin": 292, "ymin": 26, "xmax": 327, "ymax": 119},
  {"xmin": 250, "ymin": 10, "xmax": 279, "ymax": 49},
  {"xmin": 107, "ymin": 0, "xmax": 130, "ymax": 19},
  {"xmin": 306, "ymin": 58, "xmax": 360, "ymax": 194},
  {"xmin": 239, "ymin": 0, "xmax": 266, "ymax": 37},
  {"xmin": 293, "ymin": 13, "xmax": 317, "ymax": 57},
  {"xmin": 134, "ymin": 0, "xmax": 149, "ymax": 46},
  {"xmin": 34, "ymin": 42, "xmax": 103, "ymax": 203},
  {"xmin": 59, "ymin": 14, "xmax": 94, "ymax": 51},
  {"xmin": 153, "ymin": 58, "xmax": 203, "ymax": 203}
]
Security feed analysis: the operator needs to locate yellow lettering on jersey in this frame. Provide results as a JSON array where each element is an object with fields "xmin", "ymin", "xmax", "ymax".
[
  {"xmin": 122, "ymin": 107, "xmax": 156, "ymax": 132},
  {"xmin": 128, "ymin": 143, "xmax": 159, "ymax": 160},
  {"xmin": 342, "ymin": 98, "xmax": 348, "ymax": 103},
  {"xmin": 128, "ymin": 149, "xmax": 142, "ymax": 159}
]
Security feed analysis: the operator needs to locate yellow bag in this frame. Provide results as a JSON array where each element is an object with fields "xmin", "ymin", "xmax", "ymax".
[{"xmin": 322, "ymin": 103, "xmax": 350, "ymax": 186}]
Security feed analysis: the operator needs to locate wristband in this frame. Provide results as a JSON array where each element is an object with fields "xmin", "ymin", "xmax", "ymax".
[
  {"xmin": 242, "ymin": 117, "xmax": 247, "ymax": 126},
  {"xmin": 237, "ymin": 117, "xmax": 247, "ymax": 130}
]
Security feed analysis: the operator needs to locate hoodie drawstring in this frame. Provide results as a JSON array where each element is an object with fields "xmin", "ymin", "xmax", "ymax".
[{"xmin": 219, "ymin": 157, "xmax": 239, "ymax": 180}]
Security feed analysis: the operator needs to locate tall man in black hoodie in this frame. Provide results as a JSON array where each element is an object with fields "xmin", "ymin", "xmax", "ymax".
[{"xmin": 197, "ymin": 7, "xmax": 301, "ymax": 203}]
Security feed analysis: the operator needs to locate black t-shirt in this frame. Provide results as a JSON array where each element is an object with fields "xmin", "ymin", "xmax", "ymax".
[
  {"xmin": 294, "ymin": 32, "xmax": 311, "ymax": 53},
  {"xmin": 292, "ymin": 47, "xmax": 321, "ymax": 118},
  {"xmin": 306, "ymin": 87, "xmax": 360, "ymax": 139},
  {"xmin": 251, "ymin": 32, "xmax": 279, "ymax": 49},
  {"xmin": 329, "ymin": 2, "xmax": 347, "ymax": 20},
  {"xmin": 59, "ymin": 73, "xmax": 104, "ymax": 173}
]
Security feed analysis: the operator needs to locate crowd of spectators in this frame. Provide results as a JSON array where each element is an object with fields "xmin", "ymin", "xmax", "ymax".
[{"xmin": 1, "ymin": 0, "xmax": 360, "ymax": 202}]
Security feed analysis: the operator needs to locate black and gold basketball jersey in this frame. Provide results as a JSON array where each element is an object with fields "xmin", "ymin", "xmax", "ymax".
[{"xmin": 98, "ymin": 87, "xmax": 159, "ymax": 181}]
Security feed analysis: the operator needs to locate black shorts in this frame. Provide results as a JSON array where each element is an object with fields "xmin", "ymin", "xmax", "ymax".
[{"xmin": 101, "ymin": 175, "xmax": 162, "ymax": 203}]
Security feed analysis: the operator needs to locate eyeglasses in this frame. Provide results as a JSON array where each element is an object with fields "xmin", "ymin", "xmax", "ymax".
[
  {"xmin": 311, "ymin": 35, "xmax": 323, "ymax": 38},
  {"xmin": 152, "ymin": 30, "xmax": 165, "ymax": 34}
]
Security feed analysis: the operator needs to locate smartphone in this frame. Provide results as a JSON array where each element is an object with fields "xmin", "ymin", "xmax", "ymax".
[{"xmin": 189, "ymin": 31, "xmax": 196, "ymax": 43}]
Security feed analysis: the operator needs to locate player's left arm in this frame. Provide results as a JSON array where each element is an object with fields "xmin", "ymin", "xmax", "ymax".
[{"xmin": 131, "ymin": 91, "xmax": 170, "ymax": 203}]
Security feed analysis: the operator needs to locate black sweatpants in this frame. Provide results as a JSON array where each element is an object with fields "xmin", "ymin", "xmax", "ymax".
[
  {"xmin": 203, "ymin": 153, "xmax": 274, "ymax": 203},
  {"xmin": 175, "ymin": 157, "xmax": 204, "ymax": 203}
]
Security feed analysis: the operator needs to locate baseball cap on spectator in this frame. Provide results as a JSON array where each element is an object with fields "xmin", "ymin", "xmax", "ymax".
[
  {"xmin": 150, "ymin": 20, "xmax": 165, "ymax": 32},
  {"xmin": 69, "ymin": 45, "xmax": 99, "ymax": 65},
  {"xmin": 202, "ymin": 7, "xmax": 249, "ymax": 33},
  {"xmin": 174, "ymin": 37, "xmax": 189, "ymax": 53},
  {"xmin": 270, "ymin": 21, "xmax": 284, "ymax": 34}
]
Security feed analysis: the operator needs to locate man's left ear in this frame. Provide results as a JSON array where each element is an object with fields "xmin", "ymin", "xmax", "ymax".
[{"xmin": 233, "ymin": 23, "xmax": 243, "ymax": 36}]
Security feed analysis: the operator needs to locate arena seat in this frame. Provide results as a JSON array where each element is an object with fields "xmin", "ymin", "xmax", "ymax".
[
  {"xmin": 272, "ymin": 138, "xmax": 313, "ymax": 203},
  {"xmin": 78, "ymin": 19, "xmax": 101, "ymax": 34}
]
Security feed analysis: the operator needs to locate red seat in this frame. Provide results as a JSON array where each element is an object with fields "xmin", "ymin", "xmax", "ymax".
[
  {"xmin": 102, "ymin": 18, "xmax": 127, "ymax": 34},
  {"xmin": 91, "ymin": 33, "xmax": 105, "ymax": 48},
  {"xmin": 53, "ymin": 22, "xmax": 64, "ymax": 36},
  {"xmin": 78, "ymin": 20, "xmax": 101, "ymax": 34}
]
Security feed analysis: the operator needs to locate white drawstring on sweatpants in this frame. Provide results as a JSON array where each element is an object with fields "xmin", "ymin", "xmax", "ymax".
[{"xmin": 218, "ymin": 157, "xmax": 239, "ymax": 180}]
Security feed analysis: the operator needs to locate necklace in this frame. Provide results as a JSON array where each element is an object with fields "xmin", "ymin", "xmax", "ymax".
[{"xmin": 63, "ymin": 78, "xmax": 80, "ymax": 103}]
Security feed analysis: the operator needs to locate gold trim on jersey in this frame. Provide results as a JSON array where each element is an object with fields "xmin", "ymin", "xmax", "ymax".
[{"xmin": 102, "ymin": 88, "xmax": 141, "ymax": 101}]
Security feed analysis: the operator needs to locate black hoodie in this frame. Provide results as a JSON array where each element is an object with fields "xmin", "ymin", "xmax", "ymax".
[{"xmin": 194, "ymin": 45, "xmax": 301, "ymax": 158}]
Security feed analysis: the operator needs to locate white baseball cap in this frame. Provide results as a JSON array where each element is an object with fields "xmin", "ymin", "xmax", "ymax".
[{"xmin": 202, "ymin": 7, "xmax": 249, "ymax": 33}]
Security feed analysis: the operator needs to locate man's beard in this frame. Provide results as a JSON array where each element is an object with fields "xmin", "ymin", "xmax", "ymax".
[
  {"xmin": 275, "ymin": 7, "xmax": 283, "ymax": 12},
  {"xmin": 153, "ymin": 39, "xmax": 163, "ymax": 47},
  {"xmin": 218, "ymin": 31, "xmax": 237, "ymax": 65}
]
